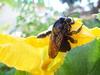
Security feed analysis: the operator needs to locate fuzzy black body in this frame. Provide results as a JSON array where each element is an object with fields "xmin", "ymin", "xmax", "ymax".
[
  {"xmin": 37, "ymin": 17, "xmax": 83, "ymax": 58},
  {"xmin": 48, "ymin": 17, "xmax": 75, "ymax": 58}
]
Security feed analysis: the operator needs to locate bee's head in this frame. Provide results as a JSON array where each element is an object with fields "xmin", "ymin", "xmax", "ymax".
[
  {"xmin": 59, "ymin": 17, "xmax": 74, "ymax": 25},
  {"xmin": 53, "ymin": 17, "xmax": 74, "ymax": 34}
]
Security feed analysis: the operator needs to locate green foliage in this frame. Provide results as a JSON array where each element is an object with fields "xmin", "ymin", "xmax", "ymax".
[
  {"xmin": 0, "ymin": 63, "xmax": 31, "ymax": 75},
  {"xmin": 37, "ymin": 0, "xmax": 44, "ymax": 6},
  {"xmin": 83, "ymin": 19, "xmax": 100, "ymax": 28},
  {"xmin": 83, "ymin": 13, "xmax": 100, "ymax": 28},
  {"xmin": 68, "ymin": 12, "xmax": 80, "ymax": 17},
  {"xmin": 14, "ymin": 70, "xmax": 31, "ymax": 75},
  {"xmin": 55, "ymin": 39, "xmax": 100, "ymax": 75},
  {"xmin": 96, "ymin": 13, "xmax": 100, "ymax": 21},
  {"xmin": 0, "ymin": 0, "xmax": 17, "ymax": 7}
]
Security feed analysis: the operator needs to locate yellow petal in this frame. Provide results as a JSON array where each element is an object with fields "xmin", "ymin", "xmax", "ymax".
[
  {"xmin": 47, "ymin": 52, "xmax": 65, "ymax": 72},
  {"xmin": 0, "ymin": 34, "xmax": 53, "ymax": 75},
  {"xmin": 24, "ymin": 36, "xmax": 49, "ymax": 47},
  {"xmin": 90, "ymin": 27, "xmax": 100, "ymax": 37},
  {"xmin": 71, "ymin": 25, "xmax": 95, "ymax": 48},
  {"xmin": 0, "ymin": 34, "xmax": 16, "ymax": 44},
  {"xmin": 0, "ymin": 34, "xmax": 42, "ymax": 72}
]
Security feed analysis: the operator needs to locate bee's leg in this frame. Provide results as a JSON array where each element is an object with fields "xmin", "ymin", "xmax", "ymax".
[
  {"xmin": 69, "ymin": 24, "xmax": 83, "ymax": 35},
  {"xmin": 65, "ymin": 35, "xmax": 77, "ymax": 43},
  {"xmin": 37, "ymin": 25, "xmax": 53, "ymax": 38},
  {"xmin": 70, "ymin": 19, "xmax": 75, "ymax": 24},
  {"xmin": 37, "ymin": 31, "xmax": 51, "ymax": 38}
]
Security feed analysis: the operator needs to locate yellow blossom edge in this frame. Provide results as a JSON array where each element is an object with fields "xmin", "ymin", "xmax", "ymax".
[{"xmin": 0, "ymin": 18, "xmax": 100, "ymax": 75}]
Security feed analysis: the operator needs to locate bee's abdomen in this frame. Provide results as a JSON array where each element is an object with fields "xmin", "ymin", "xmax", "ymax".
[{"xmin": 59, "ymin": 38, "xmax": 71, "ymax": 52}]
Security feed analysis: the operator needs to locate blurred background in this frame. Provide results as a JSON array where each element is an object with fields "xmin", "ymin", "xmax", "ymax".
[
  {"xmin": 0, "ymin": 0, "xmax": 100, "ymax": 37},
  {"xmin": 0, "ymin": 0, "xmax": 100, "ymax": 74}
]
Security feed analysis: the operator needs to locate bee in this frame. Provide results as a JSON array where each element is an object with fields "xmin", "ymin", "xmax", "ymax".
[{"xmin": 37, "ymin": 17, "xmax": 83, "ymax": 58}]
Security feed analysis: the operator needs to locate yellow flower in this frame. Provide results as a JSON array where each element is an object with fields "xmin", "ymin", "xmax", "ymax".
[{"xmin": 0, "ymin": 18, "xmax": 100, "ymax": 75}]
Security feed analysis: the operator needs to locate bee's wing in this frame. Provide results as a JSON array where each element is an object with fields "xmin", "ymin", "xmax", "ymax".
[
  {"xmin": 48, "ymin": 32, "xmax": 63, "ymax": 58},
  {"xmin": 55, "ymin": 32, "xmax": 63, "ymax": 49},
  {"xmin": 49, "ymin": 36, "xmax": 58, "ymax": 58},
  {"xmin": 48, "ymin": 25, "xmax": 53, "ymax": 31}
]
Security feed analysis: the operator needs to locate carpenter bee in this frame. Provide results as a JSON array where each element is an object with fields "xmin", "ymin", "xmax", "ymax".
[{"xmin": 37, "ymin": 17, "xmax": 83, "ymax": 58}]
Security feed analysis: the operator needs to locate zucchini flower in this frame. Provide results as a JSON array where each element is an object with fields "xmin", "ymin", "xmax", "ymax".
[{"xmin": 0, "ymin": 18, "xmax": 100, "ymax": 75}]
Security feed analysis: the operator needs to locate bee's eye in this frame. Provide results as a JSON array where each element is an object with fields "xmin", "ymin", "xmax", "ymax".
[
  {"xmin": 59, "ymin": 17, "xmax": 65, "ymax": 23},
  {"xmin": 66, "ymin": 18, "xmax": 71, "ymax": 23}
]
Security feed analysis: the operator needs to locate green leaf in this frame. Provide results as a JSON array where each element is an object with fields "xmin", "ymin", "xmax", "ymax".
[
  {"xmin": 0, "ymin": 63, "xmax": 6, "ymax": 68},
  {"xmin": 14, "ymin": 70, "xmax": 31, "ymax": 75},
  {"xmin": 55, "ymin": 39, "xmax": 100, "ymax": 75},
  {"xmin": 83, "ymin": 19, "xmax": 100, "ymax": 28},
  {"xmin": 0, "ymin": 63, "xmax": 31, "ymax": 75},
  {"xmin": 5, "ymin": 68, "xmax": 16, "ymax": 75},
  {"xmin": 96, "ymin": 13, "xmax": 100, "ymax": 21}
]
